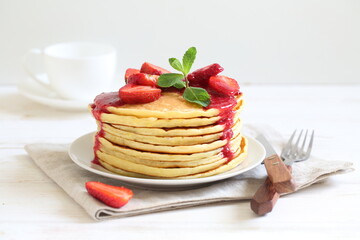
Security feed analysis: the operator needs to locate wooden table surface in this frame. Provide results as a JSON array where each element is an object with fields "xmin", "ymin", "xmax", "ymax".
[{"xmin": 0, "ymin": 84, "xmax": 359, "ymax": 240}]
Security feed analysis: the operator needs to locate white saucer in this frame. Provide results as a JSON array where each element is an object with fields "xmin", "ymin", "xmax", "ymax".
[
  {"xmin": 68, "ymin": 132, "xmax": 266, "ymax": 190},
  {"xmin": 17, "ymin": 73, "xmax": 90, "ymax": 111}
]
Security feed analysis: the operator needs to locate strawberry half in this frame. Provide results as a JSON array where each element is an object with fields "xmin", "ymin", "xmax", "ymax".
[
  {"xmin": 85, "ymin": 181, "xmax": 133, "ymax": 208},
  {"xmin": 208, "ymin": 75, "xmax": 240, "ymax": 96},
  {"xmin": 140, "ymin": 62, "xmax": 171, "ymax": 75},
  {"xmin": 127, "ymin": 73, "xmax": 159, "ymax": 87},
  {"xmin": 119, "ymin": 83, "xmax": 161, "ymax": 104},
  {"xmin": 125, "ymin": 68, "xmax": 140, "ymax": 82},
  {"xmin": 188, "ymin": 63, "xmax": 224, "ymax": 85}
]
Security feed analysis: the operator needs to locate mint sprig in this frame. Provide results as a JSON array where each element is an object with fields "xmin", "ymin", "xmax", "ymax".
[{"xmin": 157, "ymin": 47, "xmax": 210, "ymax": 107}]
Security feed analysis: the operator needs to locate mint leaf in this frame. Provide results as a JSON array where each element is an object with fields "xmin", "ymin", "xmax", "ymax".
[
  {"xmin": 157, "ymin": 73, "xmax": 184, "ymax": 88},
  {"xmin": 169, "ymin": 58, "xmax": 183, "ymax": 72},
  {"xmin": 163, "ymin": 47, "xmax": 211, "ymax": 106},
  {"xmin": 183, "ymin": 87, "xmax": 210, "ymax": 107},
  {"xmin": 182, "ymin": 47, "xmax": 197, "ymax": 75},
  {"xmin": 173, "ymin": 80, "xmax": 186, "ymax": 89}
]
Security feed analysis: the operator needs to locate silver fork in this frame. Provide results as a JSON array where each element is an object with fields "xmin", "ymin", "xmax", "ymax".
[
  {"xmin": 281, "ymin": 129, "xmax": 315, "ymax": 165},
  {"xmin": 251, "ymin": 129, "xmax": 315, "ymax": 215}
]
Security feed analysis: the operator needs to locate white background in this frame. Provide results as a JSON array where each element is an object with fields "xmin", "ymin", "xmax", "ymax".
[{"xmin": 0, "ymin": 0, "xmax": 359, "ymax": 85}]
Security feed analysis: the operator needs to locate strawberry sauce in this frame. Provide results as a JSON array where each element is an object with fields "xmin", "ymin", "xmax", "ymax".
[
  {"xmin": 91, "ymin": 92, "xmax": 125, "ymax": 121},
  {"xmin": 91, "ymin": 92, "xmax": 125, "ymax": 165},
  {"xmin": 91, "ymin": 124, "xmax": 104, "ymax": 165},
  {"xmin": 205, "ymin": 90, "xmax": 240, "ymax": 162},
  {"xmin": 191, "ymin": 74, "xmax": 241, "ymax": 162}
]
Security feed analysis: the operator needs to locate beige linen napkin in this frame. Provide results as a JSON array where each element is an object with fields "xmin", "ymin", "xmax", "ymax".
[{"xmin": 25, "ymin": 126, "xmax": 354, "ymax": 220}]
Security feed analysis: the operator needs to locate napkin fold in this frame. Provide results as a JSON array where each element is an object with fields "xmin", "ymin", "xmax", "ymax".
[{"xmin": 24, "ymin": 126, "xmax": 354, "ymax": 220}]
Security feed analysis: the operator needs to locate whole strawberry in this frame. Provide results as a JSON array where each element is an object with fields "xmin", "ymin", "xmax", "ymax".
[{"xmin": 85, "ymin": 181, "xmax": 133, "ymax": 208}]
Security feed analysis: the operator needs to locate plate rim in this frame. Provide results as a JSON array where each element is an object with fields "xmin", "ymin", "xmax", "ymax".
[{"xmin": 68, "ymin": 132, "xmax": 265, "ymax": 186}]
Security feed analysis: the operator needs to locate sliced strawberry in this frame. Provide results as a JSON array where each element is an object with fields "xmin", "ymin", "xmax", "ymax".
[
  {"xmin": 140, "ymin": 62, "xmax": 171, "ymax": 75},
  {"xmin": 119, "ymin": 83, "xmax": 161, "ymax": 104},
  {"xmin": 127, "ymin": 73, "xmax": 159, "ymax": 87},
  {"xmin": 85, "ymin": 181, "xmax": 133, "ymax": 208},
  {"xmin": 188, "ymin": 63, "xmax": 224, "ymax": 85},
  {"xmin": 208, "ymin": 75, "xmax": 240, "ymax": 96},
  {"xmin": 125, "ymin": 68, "xmax": 140, "ymax": 82}
]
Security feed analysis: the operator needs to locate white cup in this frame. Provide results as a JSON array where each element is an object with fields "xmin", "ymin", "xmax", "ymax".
[{"xmin": 23, "ymin": 42, "xmax": 116, "ymax": 101}]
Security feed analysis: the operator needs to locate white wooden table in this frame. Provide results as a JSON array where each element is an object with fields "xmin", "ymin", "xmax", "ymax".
[{"xmin": 1, "ymin": 84, "xmax": 359, "ymax": 240}]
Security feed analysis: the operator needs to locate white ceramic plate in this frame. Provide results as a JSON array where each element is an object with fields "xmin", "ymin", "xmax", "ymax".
[
  {"xmin": 17, "ymin": 73, "xmax": 90, "ymax": 111},
  {"xmin": 69, "ymin": 132, "xmax": 265, "ymax": 190}
]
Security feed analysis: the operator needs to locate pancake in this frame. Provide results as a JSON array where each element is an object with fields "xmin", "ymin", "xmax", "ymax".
[
  {"xmin": 99, "ymin": 107, "xmax": 241, "ymax": 128},
  {"xmin": 100, "ymin": 113, "xmax": 221, "ymax": 128},
  {"xmin": 111, "ymin": 123, "xmax": 225, "ymax": 137},
  {"xmin": 98, "ymin": 159, "xmax": 156, "ymax": 178},
  {"xmin": 103, "ymin": 123, "xmax": 223, "ymax": 146},
  {"xmin": 102, "ymin": 131, "xmax": 242, "ymax": 154},
  {"xmin": 92, "ymin": 91, "xmax": 243, "ymax": 128},
  {"xmin": 99, "ymin": 136, "xmax": 241, "ymax": 165},
  {"xmin": 98, "ymin": 159, "xmax": 159, "ymax": 179},
  {"xmin": 98, "ymin": 136, "xmax": 248, "ymax": 179},
  {"xmin": 98, "ymin": 137, "xmax": 239, "ymax": 161},
  {"xmin": 101, "ymin": 119, "xmax": 242, "ymax": 146},
  {"xmin": 97, "ymin": 148, "xmax": 239, "ymax": 178},
  {"xmin": 100, "ymin": 144, "xmax": 242, "ymax": 168},
  {"xmin": 178, "ymin": 137, "xmax": 248, "ymax": 179},
  {"xmin": 110, "ymin": 118, "xmax": 242, "ymax": 137},
  {"xmin": 104, "ymin": 92, "xmax": 243, "ymax": 119}
]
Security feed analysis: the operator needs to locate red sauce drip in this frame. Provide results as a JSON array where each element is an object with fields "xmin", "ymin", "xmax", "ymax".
[
  {"xmin": 221, "ymin": 144, "xmax": 234, "ymax": 161},
  {"xmin": 203, "ymin": 87, "xmax": 241, "ymax": 162},
  {"xmin": 92, "ymin": 124, "xmax": 104, "ymax": 165},
  {"xmin": 91, "ymin": 92, "xmax": 125, "ymax": 121},
  {"xmin": 91, "ymin": 92, "xmax": 124, "ymax": 165},
  {"xmin": 92, "ymin": 156, "xmax": 101, "ymax": 165}
]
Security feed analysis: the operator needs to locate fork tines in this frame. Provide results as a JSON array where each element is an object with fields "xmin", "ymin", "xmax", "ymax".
[{"xmin": 281, "ymin": 129, "xmax": 314, "ymax": 162}]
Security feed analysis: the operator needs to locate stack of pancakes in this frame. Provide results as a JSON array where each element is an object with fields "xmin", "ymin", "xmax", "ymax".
[{"xmin": 90, "ymin": 92, "xmax": 248, "ymax": 179}]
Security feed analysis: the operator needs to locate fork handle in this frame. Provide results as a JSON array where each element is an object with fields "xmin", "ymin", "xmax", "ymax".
[
  {"xmin": 250, "ymin": 177, "xmax": 280, "ymax": 215},
  {"xmin": 264, "ymin": 154, "xmax": 296, "ymax": 193},
  {"xmin": 251, "ymin": 165, "xmax": 293, "ymax": 215}
]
